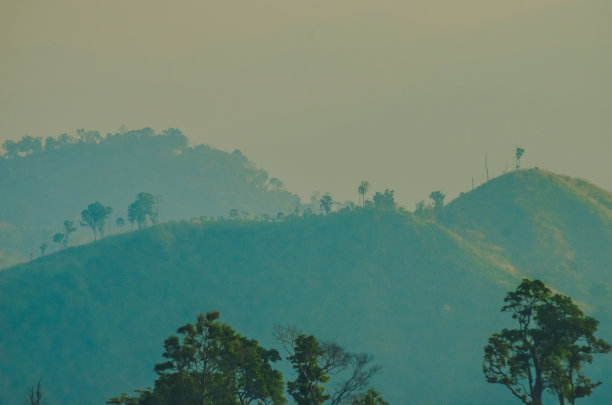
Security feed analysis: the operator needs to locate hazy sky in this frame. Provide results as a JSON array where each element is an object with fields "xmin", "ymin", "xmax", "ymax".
[{"xmin": 1, "ymin": 0, "xmax": 611, "ymax": 207}]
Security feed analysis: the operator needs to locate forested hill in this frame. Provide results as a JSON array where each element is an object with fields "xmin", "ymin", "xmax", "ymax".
[
  {"xmin": 0, "ymin": 128, "xmax": 298, "ymax": 261},
  {"xmin": 2, "ymin": 168, "xmax": 612, "ymax": 405},
  {"xmin": 0, "ymin": 168, "xmax": 612, "ymax": 405},
  {"xmin": 0, "ymin": 210, "xmax": 518, "ymax": 405}
]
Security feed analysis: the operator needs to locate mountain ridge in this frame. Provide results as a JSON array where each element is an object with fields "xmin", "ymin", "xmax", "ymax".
[{"xmin": 1, "ymin": 169, "xmax": 612, "ymax": 404}]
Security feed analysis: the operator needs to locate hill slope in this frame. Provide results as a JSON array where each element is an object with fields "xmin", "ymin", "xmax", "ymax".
[
  {"xmin": 442, "ymin": 168, "xmax": 612, "ymax": 314},
  {"xmin": 1, "ymin": 170, "xmax": 612, "ymax": 405},
  {"xmin": 0, "ymin": 128, "xmax": 298, "ymax": 263},
  {"xmin": 0, "ymin": 210, "xmax": 523, "ymax": 405}
]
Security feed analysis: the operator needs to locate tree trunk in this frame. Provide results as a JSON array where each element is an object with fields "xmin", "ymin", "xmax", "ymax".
[
  {"xmin": 532, "ymin": 370, "xmax": 544, "ymax": 405},
  {"xmin": 558, "ymin": 392, "xmax": 566, "ymax": 405}
]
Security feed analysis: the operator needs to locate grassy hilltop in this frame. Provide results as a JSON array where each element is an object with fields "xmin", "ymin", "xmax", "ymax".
[{"xmin": 442, "ymin": 168, "xmax": 612, "ymax": 312}]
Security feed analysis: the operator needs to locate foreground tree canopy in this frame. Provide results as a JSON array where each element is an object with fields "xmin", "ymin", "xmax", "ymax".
[
  {"xmin": 109, "ymin": 312, "xmax": 386, "ymax": 405},
  {"xmin": 483, "ymin": 279, "xmax": 610, "ymax": 405},
  {"xmin": 275, "ymin": 326, "xmax": 382, "ymax": 405}
]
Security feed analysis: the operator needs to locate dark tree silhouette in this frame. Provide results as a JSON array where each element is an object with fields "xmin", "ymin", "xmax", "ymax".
[
  {"xmin": 128, "ymin": 192, "xmax": 155, "ymax": 230},
  {"xmin": 516, "ymin": 147, "xmax": 525, "ymax": 169},
  {"xmin": 483, "ymin": 279, "xmax": 610, "ymax": 405},
  {"xmin": 80, "ymin": 201, "xmax": 108, "ymax": 240},
  {"xmin": 372, "ymin": 189, "xmax": 395, "ymax": 210},
  {"xmin": 63, "ymin": 220, "xmax": 76, "ymax": 247},
  {"xmin": 320, "ymin": 194, "xmax": 333, "ymax": 215},
  {"xmin": 18, "ymin": 136, "xmax": 43, "ymax": 155},
  {"xmin": 2, "ymin": 139, "xmax": 19, "ymax": 158},
  {"xmin": 109, "ymin": 312, "xmax": 286, "ymax": 405},
  {"xmin": 52, "ymin": 233, "xmax": 65, "ymax": 249},
  {"xmin": 428, "ymin": 191, "xmax": 445, "ymax": 213},
  {"xmin": 358, "ymin": 181, "xmax": 370, "ymax": 208},
  {"xmin": 275, "ymin": 326, "xmax": 381, "ymax": 405}
]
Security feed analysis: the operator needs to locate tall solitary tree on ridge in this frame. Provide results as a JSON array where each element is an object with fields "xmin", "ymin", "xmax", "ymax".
[
  {"xmin": 358, "ymin": 181, "xmax": 370, "ymax": 208},
  {"xmin": 515, "ymin": 147, "xmax": 525, "ymax": 169}
]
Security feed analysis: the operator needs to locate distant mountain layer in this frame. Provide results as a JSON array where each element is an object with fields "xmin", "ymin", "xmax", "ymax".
[
  {"xmin": 1, "ymin": 169, "xmax": 612, "ymax": 405},
  {"xmin": 0, "ymin": 129, "xmax": 298, "ymax": 260}
]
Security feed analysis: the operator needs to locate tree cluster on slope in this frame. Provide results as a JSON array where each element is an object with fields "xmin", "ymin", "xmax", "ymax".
[
  {"xmin": 0, "ymin": 128, "xmax": 298, "ymax": 240},
  {"xmin": 80, "ymin": 201, "xmax": 111, "ymax": 240},
  {"xmin": 23, "ymin": 137, "xmax": 524, "ymax": 261},
  {"xmin": 128, "ymin": 192, "xmax": 157, "ymax": 230},
  {"xmin": 52, "ymin": 220, "xmax": 77, "ymax": 249},
  {"xmin": 41, "ymin": 193, "xmax": 158, "ymax": 254},
  {"xmin": 107, "ymin": 313, "xmax": 385, "ymax": 405}
]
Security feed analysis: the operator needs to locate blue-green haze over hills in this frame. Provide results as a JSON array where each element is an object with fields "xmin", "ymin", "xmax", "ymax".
[
  {"xmin": 2, "ymin": 2, "xmax": 611, "ymax": 403},
  {"xmin": 1, "ymin": 154, "xmax": 611, "ymax": 404},
  {"xmin": 0, "ymin": 129, "xmax": 298, "ymax": 267}
]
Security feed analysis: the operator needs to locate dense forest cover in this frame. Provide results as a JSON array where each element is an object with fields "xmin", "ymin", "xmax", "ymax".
[
  {"xmin": 0, "ymin": 129, "xmax": 299, "ymax": 264},
  {"xmin": 2, "ymin": 169, "xmax": 612, "ymax": 404}
]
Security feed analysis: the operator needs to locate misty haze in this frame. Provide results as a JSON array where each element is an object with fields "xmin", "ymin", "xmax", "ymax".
[{"xmin": 1, "ymin": 1, "xmax": 612, "ymax": 404}]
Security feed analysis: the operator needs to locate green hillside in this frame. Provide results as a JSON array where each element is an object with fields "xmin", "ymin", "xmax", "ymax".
[
  {"xmin": 0, "ymin": 210, "xmax": 522, "ymax": 405},
  {"xmin": 1, "ymin": 169, "xmax": 611, "ymax": 404},
  {"xmin": 0, "ymin": 128, "xmax": 299, "ymax": 264},
  {"xmin": 442, "ymin": 168, "xmax": 612, "ymax": 314}
]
